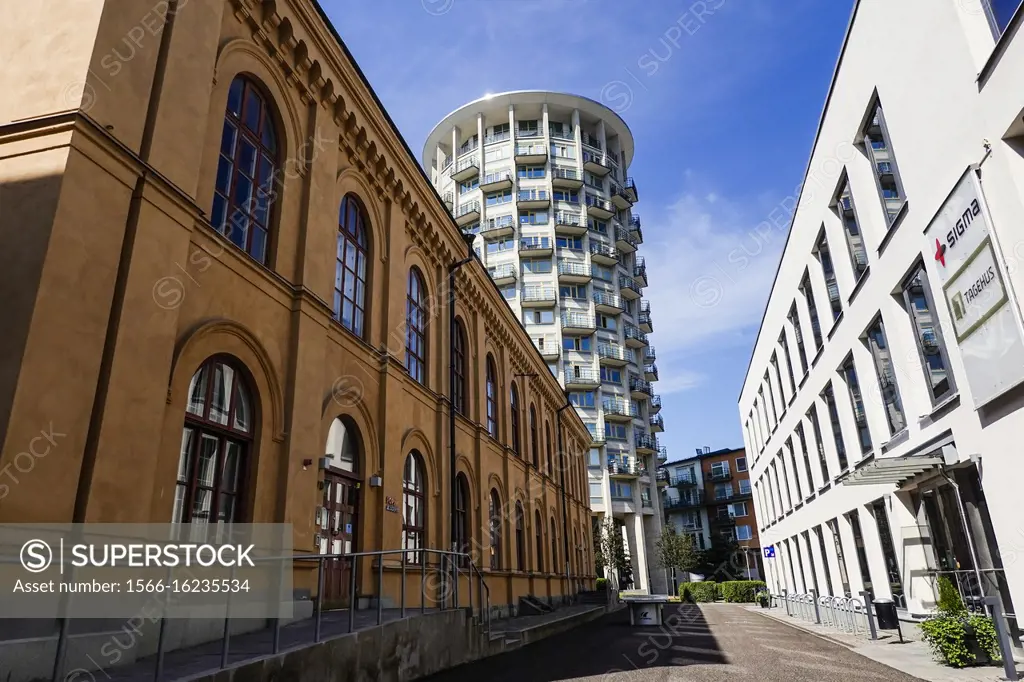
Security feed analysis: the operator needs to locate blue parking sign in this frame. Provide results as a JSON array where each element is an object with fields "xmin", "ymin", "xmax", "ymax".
[{"xmin": 763, "ymin": 546, "xmax": 775, "ymax": 558}]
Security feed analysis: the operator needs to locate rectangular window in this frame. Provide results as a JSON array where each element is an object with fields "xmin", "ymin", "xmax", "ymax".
[
  {"xmin": 517, "ymin": 119, "xmax": 539, "ymax": 137},
  {"xmin": 822, "ymin": 383, "xmax": 849, "ymax": 471},
  {"xmin": 486, "ymin": 123, "xmax": 509, "ymax": 143},
  {"xmin": 610, "ymin": 481, "xmax": 632, "ymax": 499},
  {"xmin": 500, "ymin": 285, "xmax": 516, "ymax": 299},
  {"xmin": 739, "ymin": 478, "xmax": 751, "ymax": 495},
  {"xmin": 553, "ymin": 189, "xmax": 579, "ymax": 203},
  {"xmin": 569, "ymin": 391, "xmax": 596, "ymax": 408},
  {"xmin": 861, "ymin": 101, "xmax": 906, "ymax": 225},
  {"xmin": 777, "ymin": 450, "xmax": 793, "ymax": 510},
  {"xmin": 814, "ymin": 525, "xmax": 834, "ymax": 597},
  {"xmin": 816, "ymin": 231, "xmax": 842, "ymax": 321},
  {"xmin": 588, "ymin": 218, "xmax": 608, "ymax": 234},
  {"xmin": 459, "ymin": 134, "xmax": 478, "ymax": 154},
  {"xmin": 736, "ymin": 525, "xmax": 753, "ymax": 541},
  {"xmin": 847, "ymin": 510, "xmax": 873, "ymax": 593},
  {"xmin": 592, "ymin": 265, "xmax": 613, "ymax": 281},
  {"xmin": 800, "ymin": 274, "xmax": 824, "ymax": 351},
  {"xmin": 600, "ymin": 367, "xmax": 621, "ymax": 383},
  {"xmin": 486, "ymin": 190, "xmax": 512, "ymax": 206},
  {"xmin": 730, "ymin": 502, "xmax": 748, "ymax": 518},
  {"xmin": 780, "ymin": 331, "xmax": 797, "ymax": 395},
  {"xmin": 559, "ymin": 285, "xmax": 586, "ymax": 300},
  {"xmin": 866, "ymin": 318, "xmax": 906, "ymax": 436},
  {"xmin": 485, "ymin": 146, "xmax": 509, "ymax": 163},
  {"xmin": 459, "ymin": 179, "xmax": 479, "ymax": 194},
  {"xmin": 522, "ymin": 259, "xmax": 552, "ymax": 274},
  {"xmin": 902, "ymin": 267, "xmax": 955, "ymax": 403},
  {"xmin": 715, "ymin": 483, "xmax": 732, "ymax": 500},
  {"xmin": 764, "ymin": 373, "xmax": 778, "ymax": 426},
  {"xmin": 524, "ymin": 310, "xmax": 554, "ymax": 325},
  {"xmin": 486, "ymin": 239, "xmax": 515, "ymax": 254},
  {"xmin": 597, "ymin": 314, "xmax": 617, "ymax": 331},
  {"xmin": 770, "ymin": 353, "xmax": 786, "ymax": 407},
  {"xmin": 589, "ymin": 482, "xmax": 603, "ymax": 503},
  {"xmin": 785, "ymin": 438, "xmax": 803, "ymax": 500},
  {"xmin": 562, "ymin": 336, "xmax": 592, "ymax": 352},
  {"xmin": 789, "ymin": 304, "xmax": 810, "ymax": 375},
  {"xmin": 604, "ymin": 423, "xmax": 627, "ymax": 440},
  {"xmin": 827, "ymin": 518, "xmax": 851, "ymax": 597},
  {"xmin": 835, "ymin": 181, "xmax": 869, "ymax": 278},
  {"xmin": 588, "ymin": 448, "xmax": 602, "ymax": 467},
  {"xmin": 551, "ymin": 143, "xmax": 576, "ymax": 159},
  {"xmin": 556, "ymin": 236, "xmax": 583, "ymax": 250},
  {"xmin": 983, "ymin": 0, "xmax": 1024, "ymax": 36},
  {"xmin": 735, "ymin": 457, "xmax": 747, "ymax": 472},
  {"xmin": 517, "ymin": 165, "xmax": 545, "ymax": 179},
  {"xmin": 795, "ymin": 423, "xmax": 815, "ymax": 495},
  {"xmin": 807, "ymin": 407, "xmax": 830, "ymax": 482},
  {"xmin": 519, "ymin": 210, "xmax": 548, "ymax": 225},
  {"xmin": 841, "ymin": 357, "xmax": 872, "ymax": 454},
  {"xmin": 711, "ymin": 461, "xmax": 730, "ymax": 477},
  {"xmin": 549, "ymin": 121, "xmax": 572, "ymax": 139}
]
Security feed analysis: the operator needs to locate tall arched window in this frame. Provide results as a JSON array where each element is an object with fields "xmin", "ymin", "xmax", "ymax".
[
  {"xmin": 406, "ymin": 268, "xmax": 428, "ymax": 385},
  {"xmin": 213, "ymin": 76, "xmax": 278, "ymax": 264},
  {"xmin": 510, "ymin": 383, "xmax": 521, "ymax": 456},
  {"xmin": 529, "ymin": 405, "xmax": 539, "ymax": 468},
  {"xmin": 489, "ymin": 489, "xmax": 503, "ymax": 570},
  {"xmin": 176, "ymin": 358, "xmax": 254, "ymax": 523},
  {"xmin": 550, "ymin": 517, "xmax": 559, "ymax": 575},
  {"xmin": 486, "ymin": 356, "xmax": 498, "ymax": 438},
  {"xmin": 514, "ymin": 502, "xmax": 525, "ymax": 571},
  {"xmin": 545, "ymin": 422, "xmax": 553, "ymax": 475},
  {"xmin": 534, "ymin": 509, "xmax": 544, "ymax": 572},
  {"xmin": 453, "ymin": 319, "xmax": 467, "ymax": 416},
  {"xmin": 402, "ymin": 452, "xmax": 426, "ymax": 564},
  {"xmin": 454, "ymin": 473, "xmax": 469, "ymax": 567},
  {"xmin": 336, "ymin": 195, "xmax": 368, "ymax": 337}
]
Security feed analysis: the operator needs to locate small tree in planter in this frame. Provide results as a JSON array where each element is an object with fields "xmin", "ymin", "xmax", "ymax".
[
  {"xmin": 654, "ymin": 526, "xmax": 700, "ymax": 591},
  {"xmin": 920, "ymin": 576, "xmax": 1001, "ymax": 668},
  {"xmin": 755, "ymin": 588, "xmax": 771, "ymax": 608}
]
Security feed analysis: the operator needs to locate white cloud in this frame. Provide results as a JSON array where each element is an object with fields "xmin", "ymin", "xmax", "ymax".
[{"xmin": 642, "ymin": 180, "xmax": 790, "ymax": 393}]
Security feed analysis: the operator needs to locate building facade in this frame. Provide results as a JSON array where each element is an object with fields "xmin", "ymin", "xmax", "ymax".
[
  {"xmin": 0, "ymin": 0, "xmax": 595, "ymax": 650},
  {"xmin": 423, "ymin": 92, "xmax": 668, "ymax": 593},
  {"xmin": 659, "ymin": 447, "xmax": 762, "ymax": 581},
  {"xmin": 739, "ymin": 0, "xmax": 1024, "ymax": 635}
]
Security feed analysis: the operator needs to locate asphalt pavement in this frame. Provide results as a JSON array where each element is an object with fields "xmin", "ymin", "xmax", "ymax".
[{"xmin": 420, "ymin": 602, "xmax": 926, "ymax": 682}]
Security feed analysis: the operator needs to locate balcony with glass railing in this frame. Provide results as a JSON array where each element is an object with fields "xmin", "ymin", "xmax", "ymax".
[
  {"xmin": 582, "ymin": 149, "xmax": 611, "ymax": 176},
  {"xmin": 561, "ymin": 312, "xmax": 597, "ymax": 334},
  {"xmin": 479, "ymin": 170, "xmax": 513, "ymax": 192},
  {"xmin": 629, "ymin": 376, "xmax": 653, "ymax": 399},
  {"xmin": 451, "ymin": 156, "xmax": 479, "ymax": 182},
  {"xmin": 455, "ymin": 200, "xmax": 481, "ymax": 226},
  {"xmin": 598, "ymin": 343, "xmax": 629, "ymax": 367},
  {"xmin": 650, "ymin": 413, "xmax": 664, "ymax": 433},
  {"xmin": 551, "ymin": 167, "xmax": 584, "ymax": 189},
  {"xmin": 522, "ymin": 286, "xmax": 556, "ymax": 307},
  {"xmin": 486, "ymin": 263, "xmax": 517, "ymax": 287},
  {"xmin": 650, "ymin": 394, "xmax": 662, "ymax": 413},
  {"xmin": 554, "ymin": 211, "xmax": 587, "ymax": 236},
  {"xmin": 484, "ymin": 130, "xmax": 510, "ymax": 144},
  {"xmin": 533, "ymin": 336, "xmax": 560, "ymax": 361},
  {"xmin": 615, "ymin": 227, "xmax": 637, "ymax": 253},
  {"xmin": 602, "ymin": 398, "xmax": 639, "ymax": 421},
  {"xmin": 479, "ymin": 213, "xmax": 514, "ymax": 238},
  {"xmin": 635, "ymin": 433, "xmax": 658, "ymax": 454},
  {"xmin": 585, "ymin": 195, "xmax": 615, "ymax": 219},
  {"xmin": 593, "ymin": 291, "xmax": 624, "ymax": 314},
  {"xmin": 557, "ymin": 260, "xmax": 592, "ymax": 284},
  {"xmin": 644, "ymin": 363, "xmax": 658, "ymax": 381},
  {"xmin": 589, "ymin": 240, "xmax": 618, "ymax": 264},
  {"xmin": 442, "ymin": 191, "xmax": 454, "ymax": 208},
  {"xmin": 564, "ymin": 366, "xmax": 600, "ymax": 389},
  {"xmin": 519, "ymin": 236, "xmax": 553, "ymax": 256},
  {"xmin": 619, "ymin": 275, "xmax": 642, "ymax": 300},
  {"xmin": 515, "ymin": 143, "xmax": 547, "ymax": 163},
  {"xmin": 549, "ymin": 125, "xmax": 575, "ymax": 141},
  {"xmin": 624, "ymin": 324, "xmax": 649, "ymax": 349},
  {"xmin": 518, "ymin": 188, "xmax": 550, "ymax": 209}
]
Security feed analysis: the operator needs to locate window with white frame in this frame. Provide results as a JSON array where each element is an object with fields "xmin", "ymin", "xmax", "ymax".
[
  {"xmin": 736, "ymin": 525, "xmax": 753, "ymax": 541},
  {"xmin": 834, "ymin": 180, "xmax": 869, "ymax": 279},
  {"xmin": 861, "ymin": 100, "xmax": 906, "ymax": 225},
  {"xmin": 902, "ymin": 267, "xmax": 955, "ymax": 404},
  {"xmin": 739, "ymin": 478, "xmax": 751, "ymax": 495},
  {"xmin": 735, "ymin": 457, "xmax": 747, "ymax": 472},
  {"xmin": 524, "ymin": 310, "xmax": 554, "ymax": 325},
  {"xmin": 865, "ymin": 317, "xmax": 907, "ymax": 436}
]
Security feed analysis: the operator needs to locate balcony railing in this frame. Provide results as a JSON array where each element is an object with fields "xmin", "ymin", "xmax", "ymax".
[
  {"xmin": 597, "ymin": 344, "xmax": 628, "ymax": 363},
  {"xmin": 515, "ymin": 143, "xmax": 547, "ymax": 156},
  {"xmin": 608, "ymin": 459, "xmax": 643, "ymax": 477},
  {"xmin": 586, "ymin": 195, "xmax": 614, "ymax": 213},
  {"xmin": 634, "ymin": 258, "xmax": 647, "ymax": 281},
  {"xmin": 518, "ymin": 189, "xmax": 549, "ymax": 203},
  {"xmin": 629, "ymin": 376, "xmax": 652, "ymax": 395},
  {"xmin": 516, "ymin": 126, "xmax": 541, "ymax": 138},
  {"xmin": 551, "ymin": 168, "xmax": 581, "ymax": 182},
  {"xmin": 650, "ymin": 414, "xmax": 664, "ymax": 430},
  {"xmin": 663, "ymin": 492, "xmax": 704, "ymax": 510},
  {"xmin": 581, "ymin": 132, "xmax": 602, "ymax": 150},
  {"xmin": 624, "ymin": 325, "xmax": 648, "ymax": 344},
  {"xmin": 615, "ymin": 227, "xmax": 637, "ymax": 249},
  {"xmin": 549, "ymin": 127, "xmax": 574, "ymax": 141},
  {"xmin": 564, "ymin": 367, "xmax": 600, "ymax": 385},
  {"xmin": 638, "ymin": 310, "xmax": 652, "ymax": 329},
  {"xmin": 629, "ymin": 214, "xmax": 642, "ymax": 232},
  {"xmin": 619, "ymin": 276, "xmax": 642, "ymax": 297},
  {"xmin": 589, "ymin": 241, "xmax": 618, "ymax": 261},
  {"xmin": 650, "ymin": 395, "xmax": 662, "ymax": 411},
  {"xmin": 488, "ymin": 264, "xmax": 517, "ymax": 280},
  {"xmin": 644, "ymin": 363, "xmax": 658, "ymax": 381},
  {"xmin": 484, "ymin": 131, "xmax": 510, "ymax": 144},
  {"xmin": 480, "ymin": 214, "xmax": 515, "ymax": 234},
  {"xmin": 519, "ymin": 237, "xmax": 551, "ymax": 252},
  {"xmin": 635, "ymin": 433, "xmax": 658, "ymax": 451},
  {"xmin": 644, "ymin": 347, "xmax": 657, "ymax": 362},
  {"xmin": 593, "ymin": 291, "xmax": 624, "ymax": 310},
  {"xmin": 555, "ymin": 212, "xmax": 585, "ymax": 228},
  {"xmin": 451, "ymin": 156, "xmax": 479, "ymax": 177},
  {"xmin": 561, "ymin": 312, "xmax": 595, "ymax": 329},
  {"xmin": 657, "ymin": 445, "xmax": 668, "ymax": 462},
  {"xmin": 442, "ymin": 191, "xmax": 453, "ymax": 206},
  {"xmin": 671, "ymin": 473, "xmax": 700, "ymax": 487},
  {"xmin": 456, "ymin": 200, "xmax": 481, "ymax": 218},
  {"xmin": 706, "ymin": 469, "xmax": 732, "ymax": 482},
  {"xmin": 623, "ymin": 177, "xmax": 638, "ymax": 202},
  {"xmin": 521, "ymin": 286, "xmax": 556, "ymax": 303},
  {"xmin": 602, "ymin": 399, "xmax": 639, "ymax": 419},
  {"xmin": 557, "ymin": 260, "xmax": 591, "ymax": 278}
]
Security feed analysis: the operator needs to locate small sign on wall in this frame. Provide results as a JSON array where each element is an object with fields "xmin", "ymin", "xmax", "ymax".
[{"xmin": 385, "ymin": 496, "xmax": 398, "ymax": 513}]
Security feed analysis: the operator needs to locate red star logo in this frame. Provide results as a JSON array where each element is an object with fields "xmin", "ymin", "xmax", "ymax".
[{"xmin": 934, "ymin": 238, "xmax": 947, "ymax": 268}]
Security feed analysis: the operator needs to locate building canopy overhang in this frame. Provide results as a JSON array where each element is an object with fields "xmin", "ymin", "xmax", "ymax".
[{"xmin": 843, "ymin": 453, "xmax": 945, "ymax": 486}]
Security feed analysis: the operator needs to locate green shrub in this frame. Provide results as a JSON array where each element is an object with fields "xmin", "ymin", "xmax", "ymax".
[
  {"xmin": 719, "ymin": 580, "xmax": 767, "ymax": 603},
  {"xmin": 686, "ymin": 581, "xmax": 720, "ymax": 603},
  {"xmin": 596, "ymin": 577, "xmax": 608, "ymax": 591},
  {"xmin": 919, "ymin": 578, "xmax": 1001, "ymax": 668},
  {"xmin": 936, "ymin": 576, "xmax": 967, "ymax": 617}
]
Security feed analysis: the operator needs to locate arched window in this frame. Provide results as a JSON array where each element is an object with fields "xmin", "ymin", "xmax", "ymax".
[
  {"xmin": 325, "ymin": 416, "xmax": 360, "ymax": 473},
  {"xmin": 489, "ymin": 489, "xmax": 503, "ymax": 570},
  {"xmin": 406, "ymin": 268, "xmax": 428, "ymax": 385},
  {"xmin": 550, "ymin": 517, "xmax": 559, "ymax": 575},
  {"xmin": 514, "ymin": 502, "xmax": 525, "ymax": 571},
  {"xmin": 335, "ymin": 195, "xmax": 368, "ymax": 337},
  {"xmin": 402, "ymin": 452, "xmax": 426, "ymax": 564},
  {"xmin": 176, "ymin": 358, "xmax": 254, "ymax": 523},
  {"xmin": 510, "ymin": 383, "xmax": 521, "ymax": 456},
  {"xmin": 212, "ymin": 76, "xmax": 278, "ymax": 264},
  {"xmin": 486, "ymin": 356, "xmax": 498, "ymax": 438},
  {"xmin": 453, "ymin": 319, "xmax": 467, "ymax": 416},
  {"xmin": 529, "ymin": 405, "xmax": 539, "ymax": 468},
  {"xmin": 534, "ymin": 509, "xmax": 544, "ymax": 572},
  {"xmin": 545, "ymin": 422, "xmax": 553, "ymax": 475},
  {"xmin": 454, "ymin": 473, "xmax": 470, "ymax": 567}
]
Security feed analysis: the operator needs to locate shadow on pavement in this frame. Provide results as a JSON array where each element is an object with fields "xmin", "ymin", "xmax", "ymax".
[{"xmin": 422, "ymin": 603, "xmax": 728, "ymax": 681}]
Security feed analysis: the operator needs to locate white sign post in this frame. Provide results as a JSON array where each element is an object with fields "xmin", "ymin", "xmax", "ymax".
[{"xmin": 925, "ymin": 168, "xmax": 1024, "ymax": 408}]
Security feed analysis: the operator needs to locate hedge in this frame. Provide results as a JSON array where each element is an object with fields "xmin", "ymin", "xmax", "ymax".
[
  {"xmin": 719, "ymin": 580, "xmax": 766, "ymax": 603},
  {"xmin": 678, "ymin": 580, "xmax": 766, "ymax": 603},
  {"xmin": 596, "ymin": 577, "xmax": 608, "ymax": 591}
]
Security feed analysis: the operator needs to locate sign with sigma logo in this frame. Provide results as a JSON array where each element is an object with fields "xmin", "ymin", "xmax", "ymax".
[{"xmin": 925, "ymin": 168, "xmax": 1024, "ymax": 408}]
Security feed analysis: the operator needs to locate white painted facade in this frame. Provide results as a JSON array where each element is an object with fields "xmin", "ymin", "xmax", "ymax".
[
  {"xmin": 740, "ymin": 0, "xmax": 1024, "ymax": 633},
  {"xmin": 423, "ymin": 92, "xmax": 668, "ymax": 593}
]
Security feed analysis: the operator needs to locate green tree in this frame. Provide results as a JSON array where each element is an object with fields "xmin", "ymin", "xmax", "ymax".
[
  {"xmin": 654, "ymin": 525, "xmax": 700, "ymax": 576},
  {"xmin": 597, "ymin": 518, "xmax": 628, "ymax": 579}
]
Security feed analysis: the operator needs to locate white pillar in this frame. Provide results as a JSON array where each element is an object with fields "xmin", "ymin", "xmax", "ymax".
[
  {"xmin": 630, "ymin": 513, "xmax": 650, "ymax": 592},
  {"xmin": 837, "ymin": 513, "xmax": 866, "ymax": 596},
  {"xmin": 892, "ymin": 491, "xmax": 929, "ymax": 613},
  {"xmin": 857, "ymin": 502, "xmax": 893, "ymax": 599}
]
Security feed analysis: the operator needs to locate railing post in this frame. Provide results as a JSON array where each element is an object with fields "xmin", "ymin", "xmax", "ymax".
[
  {"xmin": 860, "ymin": 591, "xmax": 877, "ymax": 641},
  {"xmin": 220, "ymin": 562, "xmax": 237, "ymax": 669},
  {"xmin": 153, "ymin": 616, "xmax": 168, "ymax": 682},
  {"xmin": 348, "ymin": 556, "xmax": 357, "ymax": 634},
  {"xmin": 401, "ymin": 551, "xmax": 407, "ymax": 619},
  {"xmin": 810, "ymin": 589, "xmax": 821, "ymax": 624},
  {"xmin": 985, "ymin": 596, "xmax": 1019, "ymax": 681},
  {"xmin": 315, "ymin": 557, "xmax": 325, "ymax": 643},
  {"xmin": 783, "ymin": 589, "xmax": 790, "ymax": 616},
  {"xmin": 420, "ymin": 555, "xmax": 426, "ymax": 615},
  {"xmin": 377, "ymin": 555, "xmax": 384, "ymax": 626}
]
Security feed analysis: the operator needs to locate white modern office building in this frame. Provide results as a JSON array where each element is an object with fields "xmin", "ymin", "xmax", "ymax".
[
  {"xmin": 423, "ymin": 91, "xmax": 668, "ymax": 593},
  {"xmin": 739, "ymin": 0, "xmax": 1024, "ymax": 636}
]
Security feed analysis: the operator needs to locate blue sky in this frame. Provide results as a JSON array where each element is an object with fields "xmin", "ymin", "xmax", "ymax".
[{"xmin": 323, "ymin": 0, "xmax": 853, "ymax": 462}]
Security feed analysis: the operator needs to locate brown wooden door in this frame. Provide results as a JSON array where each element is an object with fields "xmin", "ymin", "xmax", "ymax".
[{"xmin": 321, "ymin": 472, "xmax": 360, "ymax": 606}]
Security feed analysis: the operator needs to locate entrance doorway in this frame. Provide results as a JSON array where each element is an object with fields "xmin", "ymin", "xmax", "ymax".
[{"xmin": 320, "ymin": 472, "xmax": 360, "ymax": 606}]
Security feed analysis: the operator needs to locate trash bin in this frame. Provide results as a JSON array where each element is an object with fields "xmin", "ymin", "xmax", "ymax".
[{"xmin": 874, "ymin": 599, "xmax": 899, "ymax": 630}]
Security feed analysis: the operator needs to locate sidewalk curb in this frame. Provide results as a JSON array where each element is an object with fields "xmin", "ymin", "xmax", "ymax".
[{"xmin": 747, "ymin": 606, "xmax": 864, "ymax": 650}]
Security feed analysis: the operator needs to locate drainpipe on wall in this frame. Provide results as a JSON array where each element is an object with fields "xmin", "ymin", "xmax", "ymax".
[
  {"xmin": 556, "ymin": 397, "xmax": 572, "ymax": 601},
  {"xmin": 447, "ymin": 233, "xmax": 476, "ymax": 608}
]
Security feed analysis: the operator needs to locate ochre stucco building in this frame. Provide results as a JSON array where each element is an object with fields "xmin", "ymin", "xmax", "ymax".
[{"xmin": 0, "ymin": 0, "xmax": 594, "ymax": 616}]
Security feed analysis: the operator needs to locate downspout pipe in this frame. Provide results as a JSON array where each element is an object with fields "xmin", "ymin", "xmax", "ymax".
[{"xmin": 556, "ymin": 398, "xmax": 572, "ymax": 600}]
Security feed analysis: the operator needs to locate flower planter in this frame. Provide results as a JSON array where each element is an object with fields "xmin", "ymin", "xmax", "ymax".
[{"xmin": 963, "ymin": 624, "xmax": 992, "ymax": 667}]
